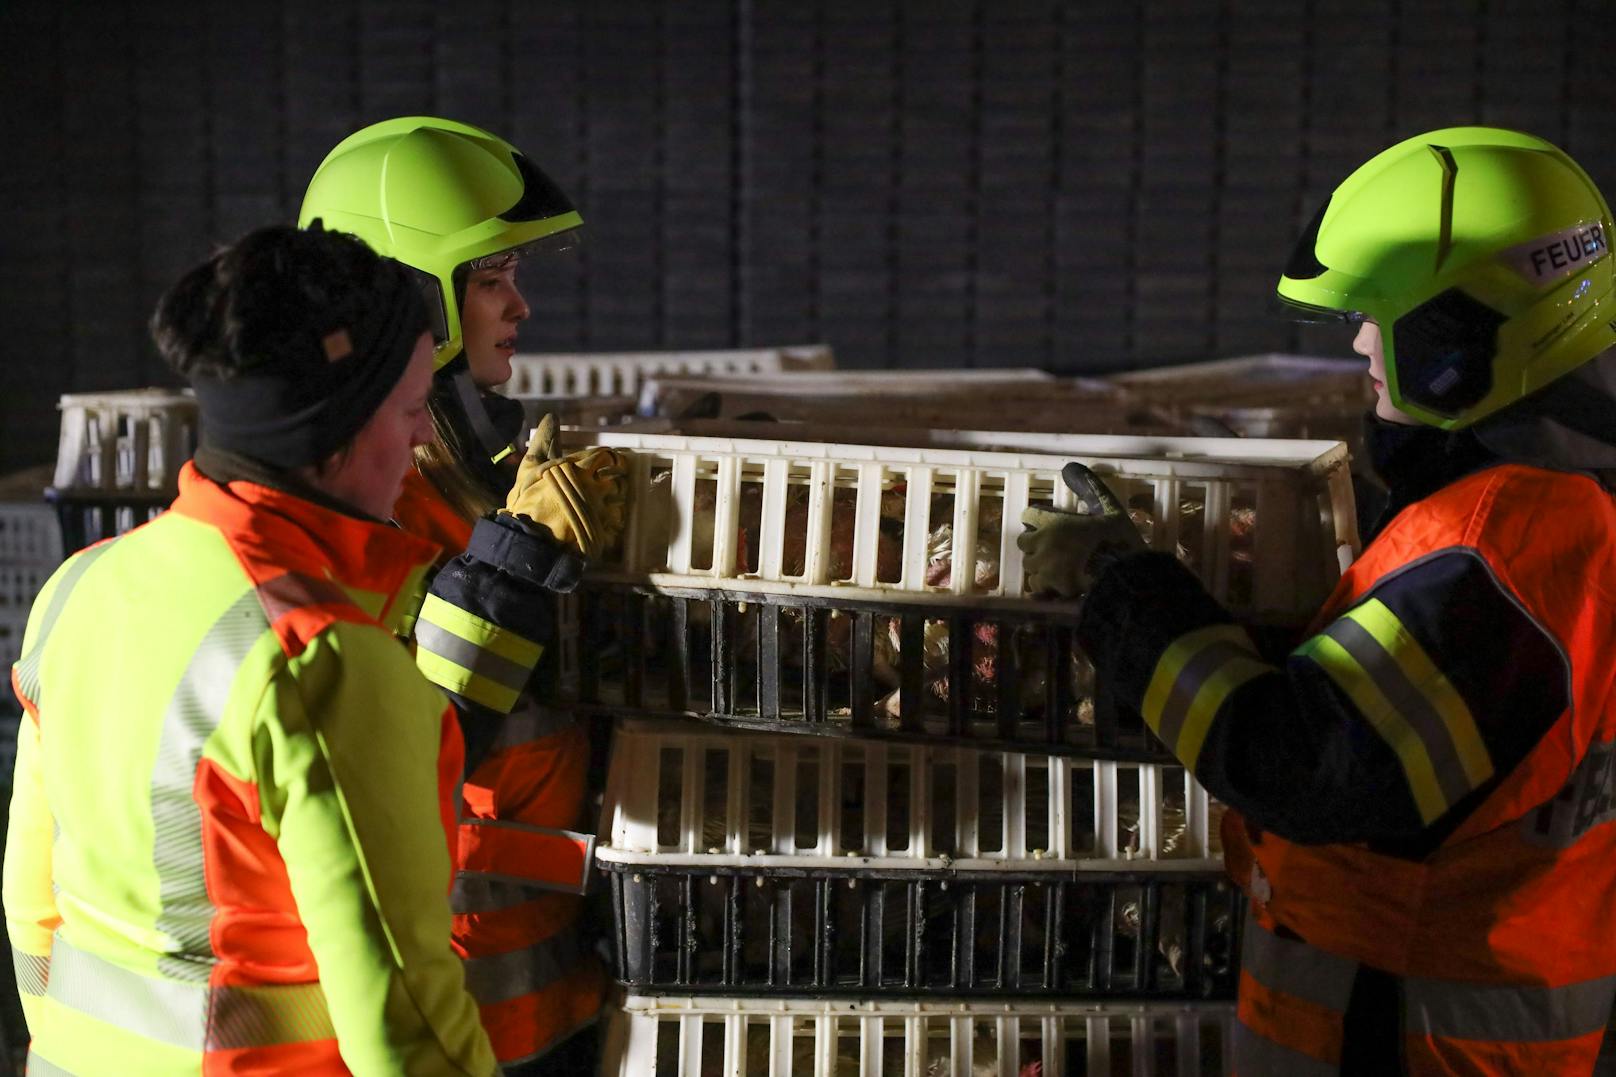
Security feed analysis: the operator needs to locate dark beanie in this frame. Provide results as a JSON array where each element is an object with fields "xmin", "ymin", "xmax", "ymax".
[{"xmin": 189, "ymin": 265, "xmax": 426, "ymax": 468}]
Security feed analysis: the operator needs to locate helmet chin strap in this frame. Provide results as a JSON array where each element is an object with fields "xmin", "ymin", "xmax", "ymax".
[{"xmin": 447, "ymin": 363, "xmax": 518, "ymax": 465}]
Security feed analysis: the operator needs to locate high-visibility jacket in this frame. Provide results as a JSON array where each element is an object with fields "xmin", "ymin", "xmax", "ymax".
[
  {"xmin": 395, "ymin": 467, "xmax": 605, "ymax": 1066},
  {"xmin": 1080, "ymin": 463, "xmax": 1616, "ymax": 1075},
  {"xmin": 2, "ymin": 464, "xmax": 498, "ymax": 1075}
]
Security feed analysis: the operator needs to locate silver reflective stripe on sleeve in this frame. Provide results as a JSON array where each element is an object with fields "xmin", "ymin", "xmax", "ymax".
[
  {"xmin": 12, "ymin": 948, "xmax": 48, "ymax": 996},
  {"xmin": 1405, "ymin": 972, "xmax": 1616, "ymax": 1043},
  {"xmin": 45, "ymin": 935, "xmax": 334, "ymax": 1051},
  {"xmin": 151, "ymin": 589, "xmax": 269, "ymax": 983},
  {"xmin": 415, "ymin": 620, "xmax": 533, "ymax": 696},
  {"xmin": 1240, "ymin": 911, "xmax": 1357, "ymax": 1013},
  {"xmin": 209, "ymin": 980, "xmax": 339, "ymax": 1049},
  {"xmin": 462, "ymin": 933, "xmax": 586, "ymax": 1007},
  {"xmin": 1232, "ymin": 1021, "xmax": 1340, "ymax": 1077}
]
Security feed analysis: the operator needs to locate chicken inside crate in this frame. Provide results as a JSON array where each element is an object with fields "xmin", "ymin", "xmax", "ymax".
[
  {"xmin": 604, "ymin": 995, "xmax": 1235, "ymax": 1077},
  {"xmin": 596, "ymin": 722, "xmax": 1239, "ymax": 1000},
  {"xmin": 550, "ymin": 432, "xmax": 1358, "ymax": 756}
]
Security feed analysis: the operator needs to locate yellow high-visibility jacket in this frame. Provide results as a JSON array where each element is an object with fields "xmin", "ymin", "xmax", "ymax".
[{"xmin": 4, "ymin": 464, "xmax": 499, "ymax": 1075}]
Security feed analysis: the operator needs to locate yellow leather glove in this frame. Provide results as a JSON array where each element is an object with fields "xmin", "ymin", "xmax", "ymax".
[
  {"xmin": 501, "ymin": 413, "xmax": 629, "ymax": 559},
  {"xmin": 1017, "ymin": 463, "xmax": 1145, "ymax": 597}
]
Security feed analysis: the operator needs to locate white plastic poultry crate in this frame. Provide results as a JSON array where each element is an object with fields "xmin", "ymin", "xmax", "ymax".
[
  {"xmin": 52, "ymin": 389, "xmax": 199, "ymax": 494},
  {"xmin": 546, "ymin": 430, "xmax": 1356, "ymax": 755},
  {"xmin": 602, "ymin": 995, "xmax": 1236, "ymax": 1077},
  {"xmin": 49, "ymin": 389, "xmax": 199, "ymax": 551},
  {"xmin": 602, "ymin": 721, "xmax": 1222, "ymax": 871},
  {"xmin": 1107, "ymin": 353, "xmax": 1371, "ymax": 412},
  {"xmin": 578, "ymin": 430, "xmax": 1356, "ymax": 615},
  {"xmin": 503, "ymin": 344, "xmax": 835, "ymax": 397},
  {"xmin": 632, "ymin": 369, "xmax": 1165, "ymax": 435},
  {"xmin": 596, "ymin": 721, "xmax": 1238, "ymax": 998},
  {"xmin": 1110, "ymin": 355, "xmax": 1376, "ymax": 488}
]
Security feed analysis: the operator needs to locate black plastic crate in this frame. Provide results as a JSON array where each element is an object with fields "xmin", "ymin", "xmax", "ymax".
[
  {"xmin": 601, "ymin": 860, "xmax": 1241, "ymax": 1000},
  {"xmin": 46, "ymin": 489, "xmax": 170, "ymax": 553},
  {"xmin": 562, "ymin": 583, "xmax": 1170, "ymax": 762}
]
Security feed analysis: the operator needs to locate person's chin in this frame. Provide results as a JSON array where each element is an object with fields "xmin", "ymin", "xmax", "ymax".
[
  {"xmin": 1375, "ymin": 400, "xmax": 1422, "ymax": 427},
  {"xmin": 470, "ymin": 351, "xmax": 514, "ymax": 389}
]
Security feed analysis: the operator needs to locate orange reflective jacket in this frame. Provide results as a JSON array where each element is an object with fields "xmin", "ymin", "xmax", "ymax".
[
  {"xmin": 1228, "ymin": 464, "xmax": 1616, "ymax": 1075},
  {"xmin": 393, "ymin": 467, "xmax": 605, "ymax": 1065}
]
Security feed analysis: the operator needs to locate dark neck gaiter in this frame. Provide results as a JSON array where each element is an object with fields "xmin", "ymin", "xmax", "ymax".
[{"xmin": 1364, "ymin": 413, "xmax": 1497, "ymax": 541}]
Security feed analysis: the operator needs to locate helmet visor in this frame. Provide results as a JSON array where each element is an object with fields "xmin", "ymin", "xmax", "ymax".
[
  {"xmin": 465, "ymin": 228, "xmax": 584, "ymax": 273},
  {"xmin": 1270, "ymin": 293, "xmax": 1370, "ymax": 325}
]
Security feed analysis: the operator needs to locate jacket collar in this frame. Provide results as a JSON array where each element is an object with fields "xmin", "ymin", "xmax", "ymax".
[
  {"xmin": 1470, "ymin": 345, "xmax": 1616, "ymax": 478},
  {"xmin": 1364, "ymin": 416, "xmax": 1497, "ymax": 540},
  {"xmin": 1365, "ymin": 345, "xmax": 1616, "ymax": 539},
  {"xmin": 171, "ymin": 461, "xmax": 442, "ymax": 633}
]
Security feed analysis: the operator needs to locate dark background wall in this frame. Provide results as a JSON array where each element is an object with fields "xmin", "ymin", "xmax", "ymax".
[{"xmin": 1, "ymin": 0, "xmax": 1612, "ymax": 471}]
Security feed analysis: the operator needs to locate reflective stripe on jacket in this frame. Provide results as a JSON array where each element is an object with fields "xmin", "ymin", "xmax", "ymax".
[
  {"xmin": 1210, "ymin": 465, "xmax": 1616, "ymax": 1073},
  {"xmin": 393, "ymin": 470, "xmax": 605, "ymax": 1063},
  {"xmin": 3, "ymin": 464, "xmax": 497, "ymax": 1075}
]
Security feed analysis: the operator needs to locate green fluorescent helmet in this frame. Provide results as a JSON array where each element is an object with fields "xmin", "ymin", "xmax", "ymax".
[
  {"xmin": 1277, "ymin": 126, "xmax": 1615, "ymax": 429},
  {"xmin": 299, "ymin": 116, "xmax": 583, "ymax": 369}
]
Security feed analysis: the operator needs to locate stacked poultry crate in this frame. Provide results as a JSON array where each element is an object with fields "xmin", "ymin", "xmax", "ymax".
[
  {"xmin": 0, "ymin": 465, "xmax": 62, "ymax": 767},
  {"xmin": 1107, "ymin": 353, "xmax": 1374, "ymax": 457},
  {"xmin": 632, "ymin": 368, "xmax": 1193, "ymax": 437},
  {"xmin": 47, "ymin": 389, "xmax": 199, "ymax": 552},
  {"xmin": 502, "ymin": 345, "xmax": 837, "ymax": 431},
  {"xmin": 505, "ymin": 344, "xmax": 835, "ymax": 397},
  {"xmin": 559, "ymin": 428, "xmax": 1358, "ymax": 1076}
]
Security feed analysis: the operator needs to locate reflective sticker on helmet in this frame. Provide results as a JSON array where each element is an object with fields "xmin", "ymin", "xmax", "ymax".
[{"xmin": 1503, "ymin": 221, "xmax": 1609, "ymax": 288}]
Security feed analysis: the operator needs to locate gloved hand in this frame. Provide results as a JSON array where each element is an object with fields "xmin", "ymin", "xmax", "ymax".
[
  {"xmin": 501, "ymin": 413, "xmax": 629, "ymax": 559},
  {"xmin": 1017, "ymin": 462, "xmax": 1145, "ymax": 597}
]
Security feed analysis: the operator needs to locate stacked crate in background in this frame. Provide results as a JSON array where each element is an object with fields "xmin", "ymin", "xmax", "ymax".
[
  {"xmin": 48, "ymin": 389, "xmax": 199, "ymax": 552},
  {"xmin": 556, "ymin": 429, "xmax": 1359, "ymax": 1075},
  {"xmin": 1108, "ymin": 352, "xmax": 1384, "ymax": 531},
  {"xmin": 502, "ymin": 345, "xmax": 837, "ymax": 432},
  {"xmin": 1107, "ymin": 353, "xmax": 1374, "ymax": 456},
  {"xmin": 0, "ymin": 465, "xmax": 62, "ymax": 771},
  {"xmin": 504, "ymin": 344, "xmax": 835, "ymax": 397},
  {"xmin": 630, "ymin": 369, "xmax": 1192, "ymax": 438}
]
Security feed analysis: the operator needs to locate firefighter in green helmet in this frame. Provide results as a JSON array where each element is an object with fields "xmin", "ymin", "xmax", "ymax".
[
  {"xmin": 302, "ymin": 118, "xmax": 620, "ymax": 1073},
  {"xmin": 1021, "ymin": 127, "xmax": 1616, "ymax": 1073}
]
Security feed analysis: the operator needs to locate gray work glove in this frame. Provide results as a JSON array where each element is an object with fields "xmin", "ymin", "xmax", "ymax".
[{"xmin": 1017, "ymin": 462, "xmax": 1146, "ymax": 597}]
